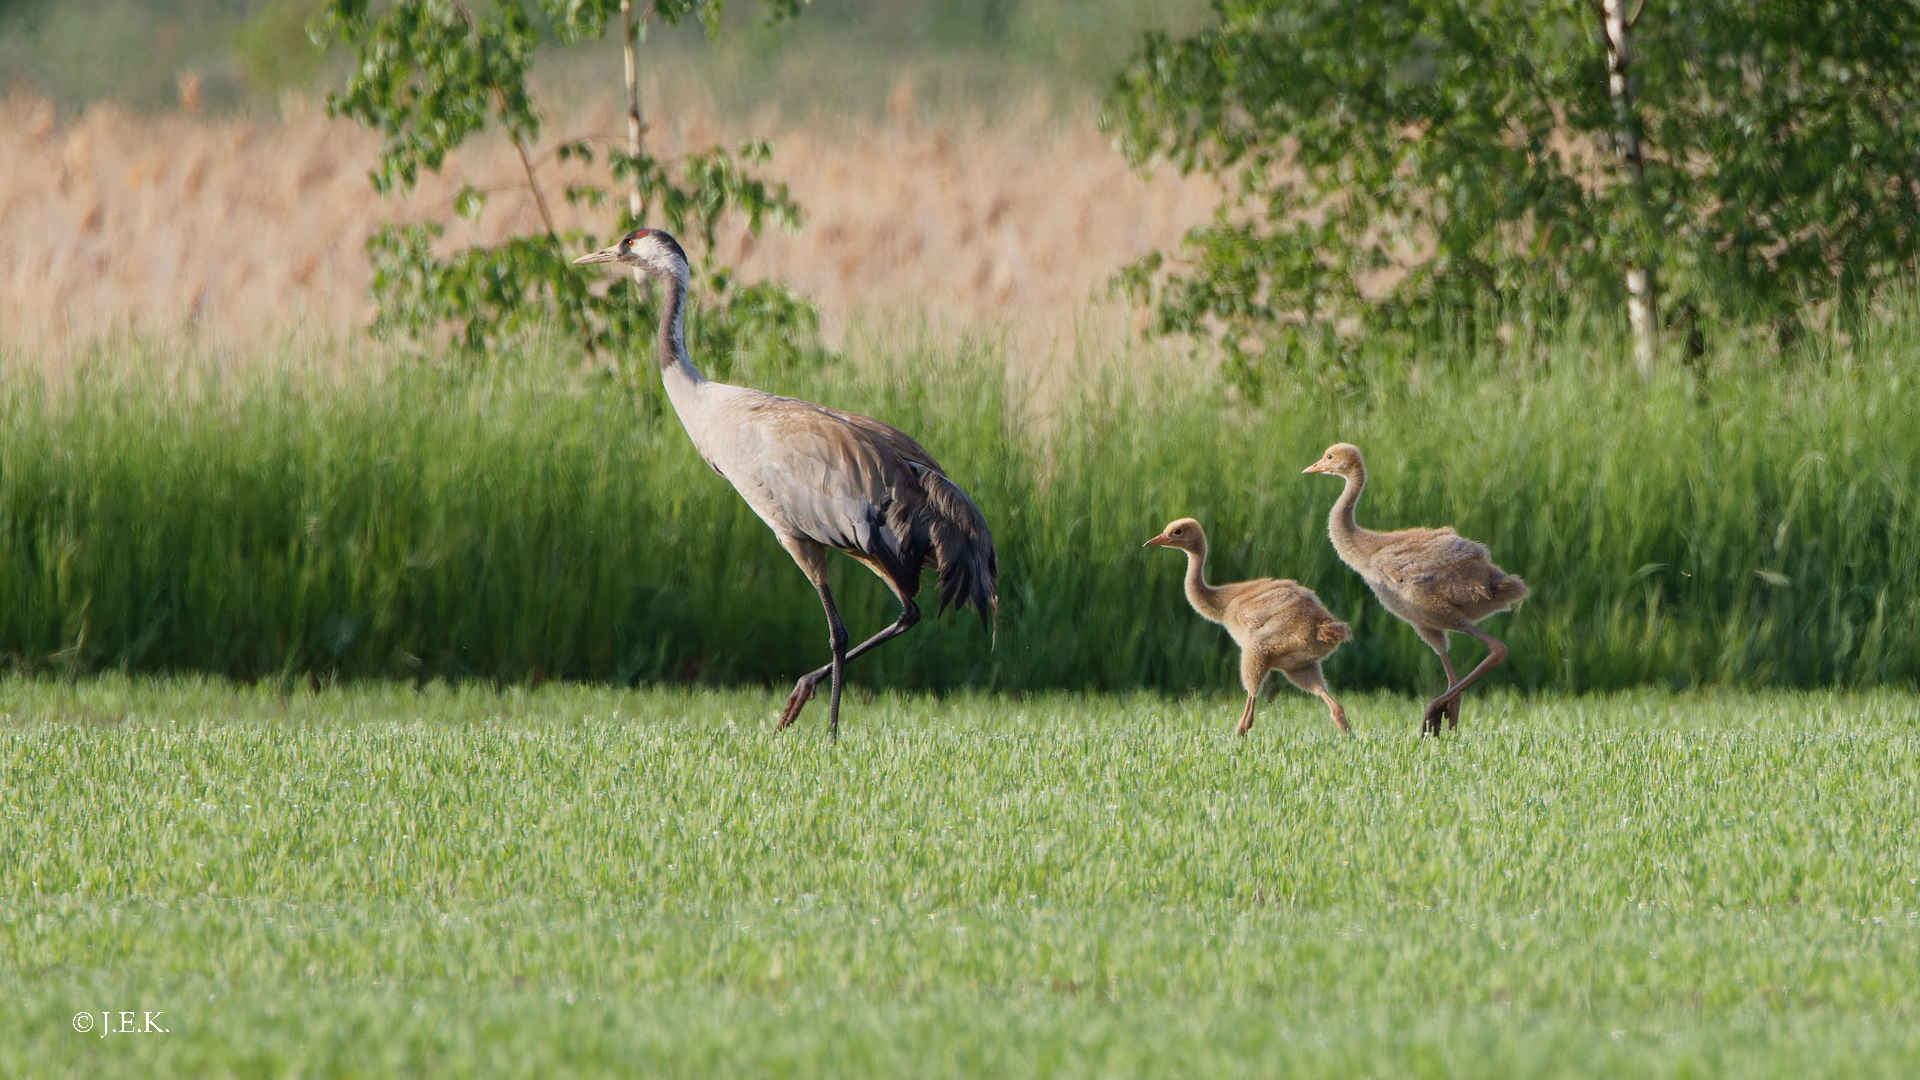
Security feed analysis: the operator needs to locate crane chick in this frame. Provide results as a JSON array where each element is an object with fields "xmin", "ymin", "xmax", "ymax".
[
  {"xmin": 1145, "ymin": 518, "xmax": 1351, "ymax": 736},
  {"xmin": 1304, "ymin": 443, "xmax": 1527, "ymax": 735}
]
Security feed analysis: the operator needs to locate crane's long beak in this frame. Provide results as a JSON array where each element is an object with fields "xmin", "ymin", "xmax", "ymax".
[
  {"xmin": 1143, "ymin": 534, "xmax": 1173, "ymax": 548},
  {"xmin": 1302, "ymin": 459, "xmax": 1329, "ymax": 474},
  {"xmin": 573, "ymin": 244, "xmax": 624, "ymax": 266}
]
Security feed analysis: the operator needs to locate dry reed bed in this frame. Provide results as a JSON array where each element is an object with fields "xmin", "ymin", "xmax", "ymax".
[{"xmin": 0, "ymin": 84, "xmax": 1219, "ymax": 363}]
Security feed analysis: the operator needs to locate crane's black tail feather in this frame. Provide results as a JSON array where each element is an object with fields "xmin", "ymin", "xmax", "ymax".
[{"xmin": 919, "ymin": 470, "xmax": 998, "ymax": 643}]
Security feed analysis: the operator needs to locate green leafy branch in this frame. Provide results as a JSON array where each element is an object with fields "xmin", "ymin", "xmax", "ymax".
[
  {"xmin": 1108, "ymin": 0, "xmax": 1920, "ymax": 384},
  {"xmin": 316, "ymin": 0, "xmax": 823, "ymax": 377}
]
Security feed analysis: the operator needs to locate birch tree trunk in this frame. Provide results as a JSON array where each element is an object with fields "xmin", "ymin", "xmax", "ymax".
[
  {"xmin": 622, "ymin": 0, "xmax": 645, "ymax": 221},
  {"xmin": 1602, "ymin": 0, "xmax": 1659, "ymax": 377},
  {"xmin": 620, "ymin": 0, "xmax": 651, "ymax": 315}
]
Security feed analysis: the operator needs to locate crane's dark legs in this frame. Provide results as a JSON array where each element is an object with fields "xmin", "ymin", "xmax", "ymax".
[
  {"xmin": 777, "ymin": 598, "xmax": 921, "ymax": 738},
  {"xmin": 831, "ymin": 598, "xmax": 922, "ymax": 669},
  {"xmin": 1415, "ymin": 627, "xmax": 1463, "ymax": 736},
  {"xmin": 1422, "ymin": 625, "xmax": 1508, "ymax": 731},
  {"xmin": 825, "ymin": 588, "xmax": 848, "ymax": 741},
  {"xmin": 778, "ymin": 582, "xmax": 851, "ymax": 740}
]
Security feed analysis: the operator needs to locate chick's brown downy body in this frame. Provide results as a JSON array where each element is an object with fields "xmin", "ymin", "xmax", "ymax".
[{"xmin": 1146, "ymin": 518, "xmax": 1351, "ymax": 736}]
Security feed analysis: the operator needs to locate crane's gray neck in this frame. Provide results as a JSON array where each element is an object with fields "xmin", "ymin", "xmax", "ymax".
[
  {"xmin": 1328, "ymin": 464, "xmax": 1383, "ymax": 566},
  {"xmin": 655, "ymin": 263, "xmax": 706, "ymax": 384},
  {"xmin": 1181, "ymin": 539, "xmax": 1228, "ymax": 623}
]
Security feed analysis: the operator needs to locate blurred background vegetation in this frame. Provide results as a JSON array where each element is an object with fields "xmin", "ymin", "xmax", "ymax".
[
  {"xmin": 0, "ymin": 0, "xmax": 1208, "ymax": 120},
  {"xmin": 2, "ymin": 0, "xmax": 1917, "ymax": 696}
]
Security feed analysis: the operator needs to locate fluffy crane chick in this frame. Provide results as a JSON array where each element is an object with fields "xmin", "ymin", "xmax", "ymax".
[
  {"xmin": 1146, "ymin": 518, "xmax": 1351, "ymax": 736},
  {"xmin": 1304, "ymin": 443, "xmax": 1527, "ymax": 735}
]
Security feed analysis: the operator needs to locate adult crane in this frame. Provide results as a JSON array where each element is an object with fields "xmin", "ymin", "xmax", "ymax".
[{"xmin": 575, "ymin": 229, "xmax": 997, "ymax": 740}]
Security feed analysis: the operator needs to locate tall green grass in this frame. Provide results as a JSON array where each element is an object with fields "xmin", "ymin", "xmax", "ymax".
[{"xmin": 2, "ymin": 310, "xmax": 1917, "ymax": 694}]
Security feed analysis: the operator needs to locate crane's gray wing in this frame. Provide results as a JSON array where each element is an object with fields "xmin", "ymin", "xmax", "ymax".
[
  {"xmin": 732, "ymin": 398, "xmax": 935, "ymax": 578},
  {"xmin": 706, "ymin": 392, "xmax": 995, "ymax": 624}
]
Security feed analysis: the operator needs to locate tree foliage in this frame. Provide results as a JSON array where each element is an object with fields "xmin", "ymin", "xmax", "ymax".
[
  {"xmin": 1107, "ymin": 0, "xmax": 1920, "ymax": 367},
  {"xmin": 317, "ymin": 0, "xmax": 822, "ymax": 376}
]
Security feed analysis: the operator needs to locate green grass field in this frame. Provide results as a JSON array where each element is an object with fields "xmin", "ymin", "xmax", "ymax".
[{"xmin": 4, "ymin": 676, "xmax": 1916, "ymax": 1077}]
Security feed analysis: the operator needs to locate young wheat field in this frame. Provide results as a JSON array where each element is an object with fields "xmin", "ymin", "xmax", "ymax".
[{"xmin": 3, "ymin": 677, "xmax": 1916, "ymax": 1078}]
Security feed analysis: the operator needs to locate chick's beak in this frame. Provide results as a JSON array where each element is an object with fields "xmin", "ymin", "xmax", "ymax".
[
  {"xmin": 1143, "ymin": 534, "xmax": 1173, "ymax": 548},
  {"xmin": 1302, "ymin": 459, "xmax": 1329, "ymax": 475},
  {"xmin": 573, "ymin": 245, "xmax": 624, "ymax": 266}
]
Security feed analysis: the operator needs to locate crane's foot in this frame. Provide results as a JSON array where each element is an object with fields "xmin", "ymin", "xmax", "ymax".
[
  {"xmin": 776, "ymin": 673, "xmax": 823, "ymax": 731},
  {"xmin": 1446, "ymin": 694, "xmax": 1462, "ymax": 730},
  {"xmin": 1319, "ymin": 692, "xmax": 1351, "ymax": 735},
  {"xmin": 1421, "ymin": 695, "xmax": 1457, "ymax": 735}
]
